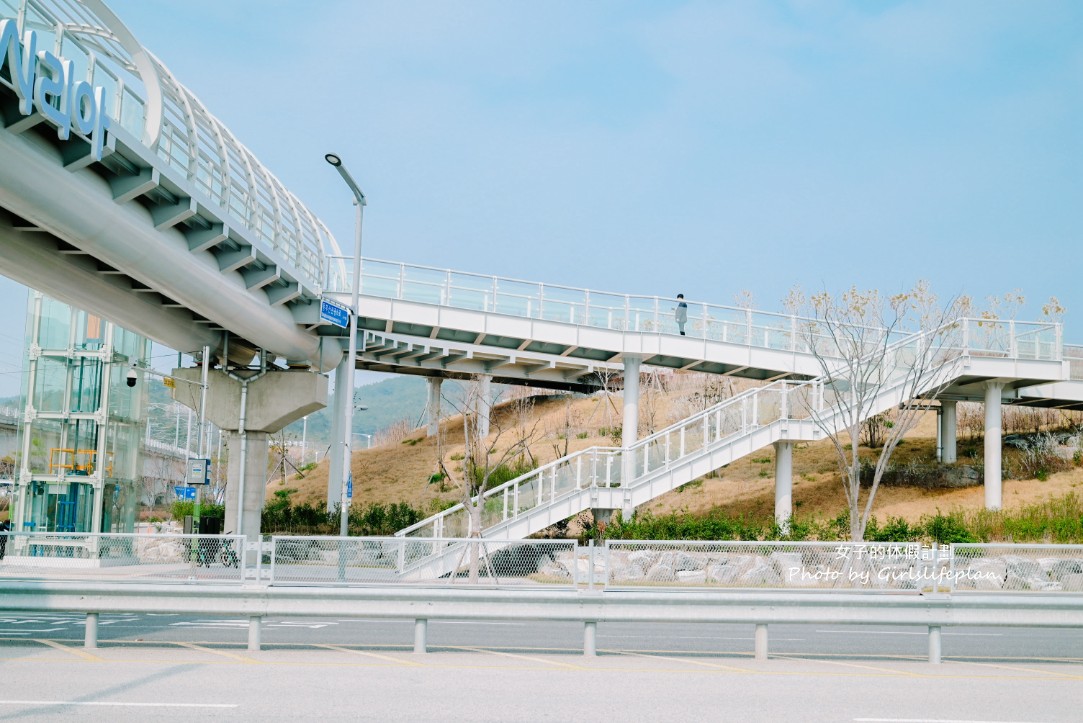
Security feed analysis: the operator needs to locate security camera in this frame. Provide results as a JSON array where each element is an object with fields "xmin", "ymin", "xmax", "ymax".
[{"xmin": 126, "ymin": 367, "xmax": 137, "ymax": 388}]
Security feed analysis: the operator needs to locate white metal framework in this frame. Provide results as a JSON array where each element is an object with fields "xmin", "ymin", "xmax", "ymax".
[{"xmin": 1, "ymin": 0, "xmax": 340, "ymax": 292}]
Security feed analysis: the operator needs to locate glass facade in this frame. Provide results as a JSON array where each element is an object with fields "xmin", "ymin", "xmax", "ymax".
[{"xmin": 13, "ymin": 293, "xmax": 148, "ymax": 533}]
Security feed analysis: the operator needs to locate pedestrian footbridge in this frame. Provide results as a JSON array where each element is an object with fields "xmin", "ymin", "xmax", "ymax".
[{"xmin": 2, "ymin": 1, "xmax": 1082, "ymax": 549}]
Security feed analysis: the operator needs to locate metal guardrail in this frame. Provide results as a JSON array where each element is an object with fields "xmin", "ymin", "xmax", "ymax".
[
  {"xmin": 2, "ymin": 578, "xmax": 1082, "ymax": 664},
  {"xmin": 2, "ymin": 535, "xmax": 1082, "ymax": 663}
]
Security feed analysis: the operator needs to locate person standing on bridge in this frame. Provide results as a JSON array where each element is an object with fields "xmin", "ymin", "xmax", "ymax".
[{"xmin": 675, "ymin": 294, "xmax": 688, "ymax": 336}]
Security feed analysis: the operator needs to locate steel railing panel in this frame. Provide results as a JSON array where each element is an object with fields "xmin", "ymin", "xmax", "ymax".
[
  {"xmin": 268, "ymin": 536, "xmax": 578, "ymax": 589},
  {"xmin": 0, "ymin": 532, "xmax": 245, "ymax": 585},
  {"xmin": 950, "ymin": 543, "xmax": 1083, "ymax": 593}
]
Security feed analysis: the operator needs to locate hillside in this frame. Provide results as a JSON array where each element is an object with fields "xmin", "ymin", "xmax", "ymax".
[{"xmin": 269, "ymin": 373, "xmax": 1083, "ymax": 528}]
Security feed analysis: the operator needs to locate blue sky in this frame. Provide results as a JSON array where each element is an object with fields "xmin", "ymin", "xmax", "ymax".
[{"xmin": 1, "ymin": 0, "xmax": 1081, "ymax": 396}]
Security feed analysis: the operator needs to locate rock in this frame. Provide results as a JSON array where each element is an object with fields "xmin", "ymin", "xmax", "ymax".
[
  {"xmin": 1049, "ymin": 559, "xmax": 1083, "ymax": 580},
  {"xmin": 627, "ymin": 550, "xmax": 657, "ymax": 569},
  {"xmin": 537, "ymin": 562, "xmax": 571, "ymax": 579},
  {"xmin": 613, "ymin": 564, "xmax": 646, "ymax": 582},
  {"xmin": 958, "ymin": 559, "xmax": 1007, "ymax": 590},
  {"xmin": 673, "ymin": 552, "xmax": 704, "ymax": 572},
  {"xmin": 707, "ymin": 563, "xmax": 740, "ymax": 585},
  {"xmin": 1061, "ymin": 573, "xmax": 1083, "ymax": 592},
  {"xmin": 676, "ymin": 569, "xmax": 706, "ymax": 584},
  {"xmin": 741, "ymin": 559, "xmax": 782, "ymax": 587},
  {"xmin": 645, "ymin": 564, "xmax": 676, "ymax": 582}
]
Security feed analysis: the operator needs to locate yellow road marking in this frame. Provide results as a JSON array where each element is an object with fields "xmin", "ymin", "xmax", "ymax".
[
  {"xmin": 447, "ymin": 645, "xmax": 587, "ymax": 670},
  {"xmin": 316, "ymin": 644, "xmax": 424, "ymax": 667},
  {"xmin": 962, "ymin": 660, "xmax": 1083, "ymax": 681},
  {"xmin": 619, "ymin": 649, "xmax": 754, "ymax": 673},
  {"xmin": 175, "ymin": 642, "xmax": 261, "ymax": 664},
  {"xmin": 773, "ymin": 654, "xmax": 926, "ymax": 677},
  {"xmin": 32, "ymin": 639, "xmax": 102, "ymax": 662}
]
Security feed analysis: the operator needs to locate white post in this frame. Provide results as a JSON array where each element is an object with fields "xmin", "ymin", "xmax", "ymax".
[
  {"xmin": 301, "ymin": 415, "xmax": 308, "ymax": 465},
  {"xmin": 774, "ymin": 441, "xmax": 793, "ymax": 533},
  {"xmin": 941, "ymin": 400, "xmax": 957, "ymax": 464},
  {"xmin": 248, "ymin": 616, "xmax": 261, "ymax": 652},
  {"xmin": 477, "ymin": 375, "xmax": 492, "ymax": 439},
  {"xmin": 928, "ymin": 625, "xmax": 942, "ymax": 665},
  {"xmin": 584, "ymin": 621, "xmax": 597, "ymax": 657},
  {"xmin": 620, "ymin": 355, "xmax": 642, "ymax": 490},
  {"xmin": 325, "ymin": 155, "xmax": 366, "ymax": 535},
  {"xmin": 426, "ymin": 378, "xmax": 443, "ymax": 437},
  {"xmin": 754, "ymin": 624, "xmax": 768, "ymax": 661},
  {"xmin": 84, "ymin": 612, "xmax": 98, "ymax": 649},
  {"xmin": 414, "ymin": 619, "xmax": 428, "ymax": 654},
  {"xmin": 327, "ymin": 356, "xmax": 349, "ymax": 514},
  {"xmin": 984, "ymin": 382, "xmax": 1003, "ymax": 510}
]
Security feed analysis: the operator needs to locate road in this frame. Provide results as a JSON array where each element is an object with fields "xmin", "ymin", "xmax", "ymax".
[{"xmin": 0, "ymin": 633, "xmax": 1080, "ymax": 722}]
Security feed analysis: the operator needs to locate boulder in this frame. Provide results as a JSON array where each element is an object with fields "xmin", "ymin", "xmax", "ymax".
[
  {"xmin": 741, "ymin": 559, "xmax": 782, "ymax": 587},
  {"xmin": 676, "ymin": 569, "xmax": 707, "ymax": 584},
  {"xmin": 706, "ymin": 563, "xmax": 740, "ymax": 585},
  {"xmin": 645, "ymin": 564, "xmax": 676, "ymax": 582}
]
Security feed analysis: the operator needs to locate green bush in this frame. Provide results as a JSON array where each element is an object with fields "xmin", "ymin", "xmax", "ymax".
[{"xmin": 921, "ymin": 511, "xmax": 976, "ymax": 544}]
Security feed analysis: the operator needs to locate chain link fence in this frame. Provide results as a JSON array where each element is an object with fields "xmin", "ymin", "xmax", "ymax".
[
  {"xmin": 949, "ymin": 544, "xmax": 1083, "ymax": 593},
  {"xmin": 0, "ymin": 532, "xmax": 246, "ymax": 584},
  {"xmin": 604, "ymin": 541, "xmax": 953, "ymax": 592},
  {"xmin": 4, "ymin": 533, "xmax": 1082, "ymax": 593},
  {"xmin": 269, "ymin": 537, "xmax": 578, "ymax": 588}
]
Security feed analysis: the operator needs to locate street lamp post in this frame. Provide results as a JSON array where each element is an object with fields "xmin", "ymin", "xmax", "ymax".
[{"xmin": 326, "ymin": 153, "xmax": 366, "ymax": 537}]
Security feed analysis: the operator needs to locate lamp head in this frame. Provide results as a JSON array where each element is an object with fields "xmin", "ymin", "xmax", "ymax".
[{"xmin": 324, "ymin": 153, "xmax": 342, "ymax": 167}]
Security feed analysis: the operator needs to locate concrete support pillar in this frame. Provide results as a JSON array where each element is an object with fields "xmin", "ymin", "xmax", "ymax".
[
  {"xmin": 477, "ymin": 374, "xmax": 492, "ymax": 439},
  {"xmin": 620, "ymin": 356, "xmax": 642, "ymax": 501},
  {"xmin": 928, "ymin": 625, "xmax": 942, "ymax": 665},
  {"xmin": 774, "ymin": 441, "xmax": 793, "ymax": 533},
  {"xmin": 248, "ymin": 616, "xmax": 262, "ymax": 652},
  {"xmin": 413, "ymin": 619, "xmax": 428, "ymax": 654},
  {"xmin": 225, "ymin": 431, "xmax": 269, "ymax": 538},
  {"xmin": 941, "ymin": 400, "xmax": 957, "ymax": 464},
  {"xmin": 172, "ymin": 369, "xmax": 328, "ymax": 539},
  {"xmin": 426, "ymin": 377, "xmax": 443, "ymax": 437},
  {"xmin": 84, "ymin": 612, "xmax": 98, "ymax": 649},
  {"xmin": 584, "ymin": 621, "xmax": 598, "ymax": 657},
  {"xmin": 327, "ymin": 356, "xmax": 350, "ymax": 512},
  {"xmin": 754, "ymin": 623, "xmax": 768, "ymax": 661},
  {"xmin": 984, "ymin": 382, "xmax": 1003, "ymax": 510}
]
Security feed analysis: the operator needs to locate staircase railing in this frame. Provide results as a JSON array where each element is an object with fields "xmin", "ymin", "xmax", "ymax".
[{"xmin": 395, "ymin": 316, "xmax": 1060, "ymax": 544}]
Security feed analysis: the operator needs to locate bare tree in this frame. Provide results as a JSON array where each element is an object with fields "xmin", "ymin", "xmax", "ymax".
[
  {"xmin": 789, "ymin": 281, "xmax": 970, "ymax": 541},
  {"xmin": 444, "ymin": 379, "xmax": 544, "ymax": 581}
]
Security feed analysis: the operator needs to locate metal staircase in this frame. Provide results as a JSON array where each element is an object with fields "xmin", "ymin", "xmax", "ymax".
[{"xmin": 392, "ymin": 320, "xmax": 1023, "ymax": 578}]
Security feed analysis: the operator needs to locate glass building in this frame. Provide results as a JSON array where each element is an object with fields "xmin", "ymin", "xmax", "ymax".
[{"xmin": 12, "ymin": 292, "xmax": 148, "ymax": 534}]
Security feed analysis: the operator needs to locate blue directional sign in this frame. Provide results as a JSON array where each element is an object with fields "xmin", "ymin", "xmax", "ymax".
[
  {"xmin": 320, "ymin": 298, "xmax": 349, "ymax": 328},
  {"xmin": 174, "ymin": 486, "xmax": 197, "ymax": 501},
  {"xmin": 346, "ymin": 472, "xmax": 353, "ymax": 501}
]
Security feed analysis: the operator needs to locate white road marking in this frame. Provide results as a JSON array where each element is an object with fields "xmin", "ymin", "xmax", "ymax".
[
  {"xmin": 855, "ymin": 719, "xmax": 1047, "ymax": 723},
  {"xmin": 0, "ymin": 700, "xmax": 237, "ymax": 709}
]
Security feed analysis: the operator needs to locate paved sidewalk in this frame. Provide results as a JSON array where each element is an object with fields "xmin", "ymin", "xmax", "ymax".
[{"xmin": 0, "ymin": 641, "xmax": 1079, "ymax": 721}]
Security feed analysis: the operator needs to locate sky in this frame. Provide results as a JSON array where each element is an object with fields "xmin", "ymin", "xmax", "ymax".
[{"xmin": 1, "ymin": 0, "xmax": 1081, "ymax": 396}]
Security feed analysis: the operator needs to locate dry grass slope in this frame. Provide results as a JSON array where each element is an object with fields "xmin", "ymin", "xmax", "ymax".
[{"xmin": 271, "ymin": 375, "xmax": 1083, "ymax": 527}]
